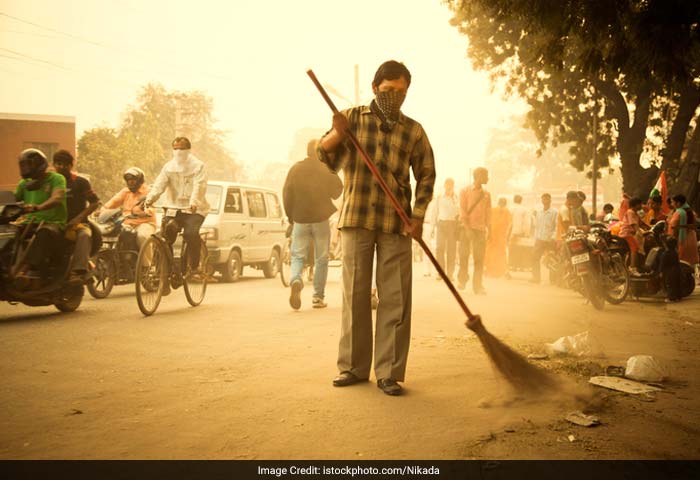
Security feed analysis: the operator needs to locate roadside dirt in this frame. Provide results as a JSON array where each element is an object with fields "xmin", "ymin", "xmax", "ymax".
[{"xmin": 0, "ymin": 268, "xmax": 698, "ymax": 459}]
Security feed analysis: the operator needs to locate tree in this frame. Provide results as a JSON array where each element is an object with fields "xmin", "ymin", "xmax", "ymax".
[
  {"xmin": 78, "ymin": 83, "xmax": 241, "ymax": 198},
  {"xmin": 483, "ymin": 114, "xmax": 622, "ymax": 202},
  {"xmin": 447, "ymin": 0, "xmax": 700, "ymax": 207}
]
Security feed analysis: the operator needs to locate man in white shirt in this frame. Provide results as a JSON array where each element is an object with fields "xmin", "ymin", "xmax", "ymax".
[
  {"xmin": 532, "ymin": 193, "xmax": 558, "ymax": 283},
  {"xmin": 430, "ymin": 178, "xmax": 459, "ymax": 281},
  {"xmin": 145, "ymin": 136, "xmax": 210, "ymax": 279},
  {"xmin": 508, "ymin": 194, "xmax": 532, "ymax": 274}
]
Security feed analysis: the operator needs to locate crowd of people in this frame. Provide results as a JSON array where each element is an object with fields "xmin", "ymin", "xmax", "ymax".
[{"xmin": 421, "ymin": 177, "xmax": 700, "ymax": 293}]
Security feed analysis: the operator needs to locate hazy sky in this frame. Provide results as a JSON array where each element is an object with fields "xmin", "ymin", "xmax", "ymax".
[{"xmin": 0, "ymin": 0, "xmax": 525, "ymax": 186}]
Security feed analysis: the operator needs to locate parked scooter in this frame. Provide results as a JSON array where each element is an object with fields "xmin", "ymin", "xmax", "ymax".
[
  {"xmin": 629, "ymin": 221, "xmax": 696, "ymax": 300},
  {"xmin": 0, "ymin": 191, "xmax": 100, "ymax": 312}
]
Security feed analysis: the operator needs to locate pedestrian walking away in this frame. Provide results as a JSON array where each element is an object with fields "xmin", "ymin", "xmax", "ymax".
[
  {"xmin": 282, "ymin": 139, "xmax": 343, "ymax": 310},
  {"xmin": 318, "ymin": 60, "xmax": 436, "ymax": 396}
]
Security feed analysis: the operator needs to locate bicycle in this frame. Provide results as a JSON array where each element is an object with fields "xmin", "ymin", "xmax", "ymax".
[{"xmin": 134, "ymin": 207, "xmax": 208, "ymax": 316}]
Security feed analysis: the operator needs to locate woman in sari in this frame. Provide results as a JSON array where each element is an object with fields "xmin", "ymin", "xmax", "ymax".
[
  {"xmin": 485, "ymin": 197, "xmax": 512, "ymax": 278},
  {"xmin": 668, "ymin": 194, "xmax": 699, "ymax": 266}
]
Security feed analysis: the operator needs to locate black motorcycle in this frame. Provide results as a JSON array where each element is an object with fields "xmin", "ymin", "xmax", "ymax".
[
  {"xmin": 629, "ymin": 221, "xmax": 696, "ymax": 300},
  {"xmin": 0, "ymin": 191, "xmax": 100, "ymax": 312},
  {"xmin": 563, "ymin": 225, "xmax": 630, "ymax": 310},
  {"xmin": 87, "ymin": 208, "xmax": 150, "ymax": 299}
]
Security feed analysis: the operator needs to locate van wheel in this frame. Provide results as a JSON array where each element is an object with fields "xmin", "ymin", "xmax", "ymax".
[
  {"xmin": 222, "ymin": 250, "xmax": 242, "ymax": 283},
  {"xmin": 262, "ymin": 249, "xmax": 280, "ymax": 278}
]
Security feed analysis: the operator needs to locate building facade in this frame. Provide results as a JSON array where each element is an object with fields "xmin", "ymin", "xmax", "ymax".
[{"xmin": 0, "ymin": 113, "xmax": 76, "ymax": 192}]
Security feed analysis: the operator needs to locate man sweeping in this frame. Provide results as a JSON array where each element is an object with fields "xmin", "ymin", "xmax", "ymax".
[{"xmin": 318, "ymin": 60, "xmax": 436, "ymax": 396}]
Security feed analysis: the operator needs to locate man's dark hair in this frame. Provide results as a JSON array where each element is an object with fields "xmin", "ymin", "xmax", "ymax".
[
  {"xmin": 672, "ymin": 194, "xmax": 687, "ymax": 204},
  {"xmin": 541, "ymin": 193, "xmax": 551, "ymax": 199},
  {"xmin": 603, "ymin": 203, "xmax": 614, "ymax": 212},
  {"xmin": 172, "ymin": 136, "xmax": 192, "ymax": 149},
  {"xmin": 651, "ymin": 195, "xmax": 663, "ymax": 204},
  {"xmin": 629, "ymin": 197, "xmax": 643, "ymax": 208},
  {"xmin": 53, "ymin": 149, "xmax": 74, "ymax": 165},
  {"xmin": 373, "ymin": 60, "xmax": 411, "ymax": 88},
  {"xmin": 577, "ymin": 191, "xmax": 586, "ymax": 201},
  {"xmin": 513, "ymin": 194, "xmax": 523, "ymax": 204},
  {"xmin": 566, "ymin": 190, "xmax": 579, "ymax": 200}
]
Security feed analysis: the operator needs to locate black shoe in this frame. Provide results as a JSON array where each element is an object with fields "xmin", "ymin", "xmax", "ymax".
[
  {"xmin": 333, "ymin": 371, "xmax": 367, "ymax": 387},
  {"xmin": 377, "ymin": 378, "xmax": 403, "ymax": 396}
]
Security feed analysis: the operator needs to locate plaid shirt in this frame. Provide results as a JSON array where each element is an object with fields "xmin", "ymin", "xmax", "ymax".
[{"xmin": 318, "ymin": 105, "xmax": 436, "ymax": 235}]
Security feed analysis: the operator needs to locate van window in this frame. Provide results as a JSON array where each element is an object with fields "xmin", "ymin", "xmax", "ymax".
[
  {"xmin": 246, "ymin": 191, "xmax": 267, "ymax": 218},
  {"xmin": 266, "ymin": 193, "xmax": 282, "ymax": 218},
  {"xmin": 224, "ymin": 187, "xmax": 243, "ymax": 214},
  {"xmin": 205, "ymin": 184, "xmax": 222, "ymax": 214}
]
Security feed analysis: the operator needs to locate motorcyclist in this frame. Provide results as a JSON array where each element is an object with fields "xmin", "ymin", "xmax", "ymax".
[
  {"xmin": 100, "ymin": 167, "xmax": 156, "ymax": 249},
  {"xmin": 144, "ymin": 137, "xmax": 209, "ymax": 280},
  {"xmin": 13, "ymin": 149, "xmax": 67, "ymax": 282},
  {"xmin": 53, "ymin": 150, "xmax": 100, "ymax": 284}
]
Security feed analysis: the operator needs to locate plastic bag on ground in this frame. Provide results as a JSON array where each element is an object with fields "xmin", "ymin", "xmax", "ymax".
[
  {"xmin": 624, "ymin": 355, "xmax": 666, "ymax": 382},
  {"xmin": 545, "ymin": 331, "xmax": 600, "ymax": 357}
]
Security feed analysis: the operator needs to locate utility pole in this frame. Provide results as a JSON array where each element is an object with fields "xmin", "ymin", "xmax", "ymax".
[
  {"xmin": 354, "ymin": 64, "xmax": 360, "ymax": 106},
  {"xmin": 592, "ymin": 93, "xmax": 598, "ymax": 218}
]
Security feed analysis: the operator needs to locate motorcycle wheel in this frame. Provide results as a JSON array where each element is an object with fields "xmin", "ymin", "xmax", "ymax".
[
  {"xmin": 603, "ymin": 254, "xmax": 630, "ymax": 304},
  {"xmin": 679, "ymin": 263, "xmax": 696, "ymax": 298},
  {"xmin": 583, "ymin": 274, "xmax": 605, "ymax": 310},
  {"xmin": 55, "ymin": 285, "xmax": 84, "ymax": 312},
  {"xmin": 87, "ymin": 250, "xmax": 116, "ymax": 299}
]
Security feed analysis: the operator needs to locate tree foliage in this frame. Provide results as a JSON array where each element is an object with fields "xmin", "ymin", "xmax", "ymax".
[
  {"xmin": 77, "ymin": 83, "xmax": 240, "ymax": 199},
  {"xmin": 447, "ymin": 0, "xmax": 700, "ymax": 199}
]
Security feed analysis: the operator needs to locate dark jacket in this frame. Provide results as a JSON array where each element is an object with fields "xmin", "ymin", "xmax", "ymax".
[{"xmin": 283, "ymin": 156, "xmax": 343, "ymax": 224}]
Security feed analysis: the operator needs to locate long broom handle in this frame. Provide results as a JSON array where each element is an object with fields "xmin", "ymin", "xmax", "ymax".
[{"xmin": 307, "ymin": 69, "xmax": 476, "ymax": 321}]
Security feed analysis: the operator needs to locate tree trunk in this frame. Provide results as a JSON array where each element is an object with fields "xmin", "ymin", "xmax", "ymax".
[
  {"xmin": 673, "ymin": 122, "xmax": 700, "ymax": 212},
  {"xmin": 661, "ymin": 84, "xmax": 700, "ymax": 176},
  {"xmin": 601, "ymin": 82, "xmax": 657, "ymax": 197}
]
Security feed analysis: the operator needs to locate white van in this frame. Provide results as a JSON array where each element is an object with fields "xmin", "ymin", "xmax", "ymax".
[{"xmin": 194, "ymin": 181, "xmax": 287, "ymax": 282}]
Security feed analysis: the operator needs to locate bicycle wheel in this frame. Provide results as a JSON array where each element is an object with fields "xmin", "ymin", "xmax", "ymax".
[
  {"xmin": 280, "ymin": 240, "xmax": 292, "ymax": 287},
  {"xmin": 135, "ymin": 236, "xmax": 168, "ymax": 316},
  {"xmin": 183, "ymin": 240, "xmax": 208, "ymax": 306},
  {"xmin": 87, "ymin": 250, "xmax": 115, "ymax": 299}
]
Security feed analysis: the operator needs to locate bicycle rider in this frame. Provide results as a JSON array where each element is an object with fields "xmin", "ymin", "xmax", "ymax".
[{"xmin": 144, "ymin": 137, "xmax": 210, "ymax": 285}]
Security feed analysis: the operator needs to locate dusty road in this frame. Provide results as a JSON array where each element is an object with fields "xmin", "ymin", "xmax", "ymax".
[{"xmin": 1, "ymin": 263, "xmax": 699, "ymax": 459}]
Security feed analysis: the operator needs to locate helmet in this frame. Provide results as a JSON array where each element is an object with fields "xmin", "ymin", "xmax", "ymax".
[
  {"xmin": 18, "ymin": 148, "xmax": 48, "ymax": 180},
  {"xmin": 123, "ymin": 167, "xmax": 145, "ymax": 192}
]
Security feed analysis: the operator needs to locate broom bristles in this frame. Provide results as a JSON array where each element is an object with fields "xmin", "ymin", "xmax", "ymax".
[{"xmin": 468, "ymin": 317, "xmax": 559, "ymax": 394}]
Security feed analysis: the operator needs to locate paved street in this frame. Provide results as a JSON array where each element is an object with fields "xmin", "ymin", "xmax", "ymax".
[{"xmin": 1, "ymin": 263, "xmax": 699, "ymax": 459}]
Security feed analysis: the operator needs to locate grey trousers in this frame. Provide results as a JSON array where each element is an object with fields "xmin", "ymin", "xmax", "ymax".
[{"xmin": 337, "ymin": 227, "xmax": 413, "ymax": 382}]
